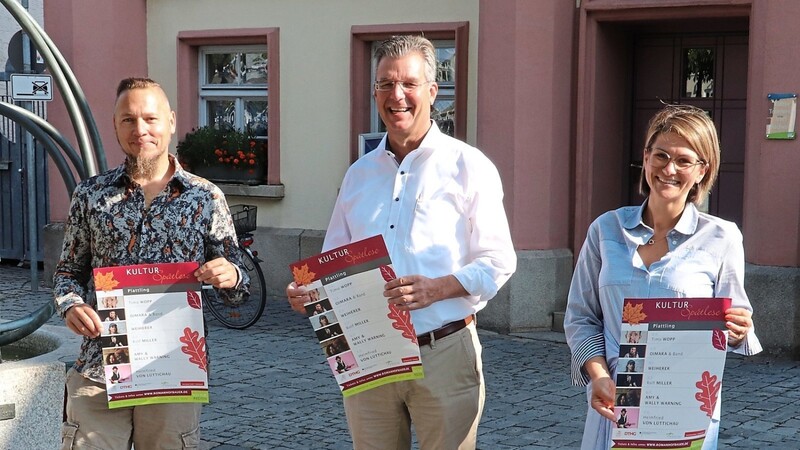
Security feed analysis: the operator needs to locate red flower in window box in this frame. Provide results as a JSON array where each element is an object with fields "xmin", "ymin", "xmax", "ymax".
[{"xmin": 177, "ymin": 125, "xmax": 266, "ymax": 185}]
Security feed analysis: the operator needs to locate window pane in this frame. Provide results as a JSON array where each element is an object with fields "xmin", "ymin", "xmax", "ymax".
[
  {"xmin": 436, "ymin": 47, "xmax": 456, "ymax": 84},
  {"xmin": 432, "ymin": 99, "xmax": 455, "ymax": 137},
  {"xmin": 683, "ymin": 48, "xmax": 714, "ymax": 98},
  {"xmin": 206, "ymin": 99, "xmax": 236, "ymax": 129},
  {"xmin": 242, "ymin": 52, "xmax": 268, "ymax": 84},
  {"xmin": 245, "ymin": 99, "xmax": 268, "ymax": 137},
  {"xmin": 206, "ymin": 53, "xmax": 238, "ymax": 85}
]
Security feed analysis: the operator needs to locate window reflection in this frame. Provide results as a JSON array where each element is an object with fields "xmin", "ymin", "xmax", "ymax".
[
  {"xmin": 436, "ymin": 47, "xmax": 456, "ymax": 83},
  {"xmin": 204, "ymin": 51, "xmax": 267, "ymax": 86},
  {"xmin": 245, "ymin": 100, "xmax": 268, "ymax": 137},
  {"xmin": 206, "ymin": 99, "xmax": 236, "ymax": 129},
  {"xmin": 206, "ymin": 54, "xmax": 237, "ymax": 84},
  {"xmin": 242, "ymin": 53, "xmax": 268, "ymax": 84},
  {"xmin": 432, "ymin": 99, "xmax": 455, "ymax": 137},
  {"xmin": 200, "ymin": 46, "xmax": 268, "ymax": 139},
  {"xmin": 683, "ymin": 48, "xmax": 714, "ymax": 98}
]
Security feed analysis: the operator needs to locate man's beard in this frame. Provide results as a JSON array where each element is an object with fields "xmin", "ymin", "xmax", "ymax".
[{"xmin": 125, "ymin": 154, "xmax": 159, "ymax": 178}]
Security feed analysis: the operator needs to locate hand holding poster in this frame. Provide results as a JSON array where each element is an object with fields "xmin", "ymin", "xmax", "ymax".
[
  {"xmin": 289, "ymin": 235, "xmax": 423, "ymax": 397},
  {"xmin": 93, "ymin": 262, "xmax": 209, "ymax": 408},
  {"xmin": 612, "ymin": 297, "xmax": 731, "ymax": 449}
]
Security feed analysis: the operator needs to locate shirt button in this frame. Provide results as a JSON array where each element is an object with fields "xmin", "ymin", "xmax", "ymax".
[
  {"xmin": 390, "ymin": 225, "xmax": 395, "ymax": 229},
  {"xmin": 400, "ymin": 171, "xmax": 405, "ymax": 175},
  {"xmin": 395, "ymin": 197, "xmax": 399, "ymax": 201}
]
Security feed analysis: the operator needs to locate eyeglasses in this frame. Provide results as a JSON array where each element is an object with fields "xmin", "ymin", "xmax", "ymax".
[
  {"xmin": 374, "ymin": 80, "xmax": 431, "ymax": 92},
  {"xmin": 646, "ymin": 148, "xmax": 706, "ymax": 172}
]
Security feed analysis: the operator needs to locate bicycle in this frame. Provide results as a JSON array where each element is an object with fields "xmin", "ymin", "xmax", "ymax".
[{"xmin": 203, "ymin": 204, "xmax": 267, "ymax": 329}]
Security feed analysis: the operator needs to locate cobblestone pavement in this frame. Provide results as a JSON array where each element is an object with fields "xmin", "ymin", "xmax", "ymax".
[{"xmin": 3, "ymin": 262, "xmax": 800, "ymax": 449}]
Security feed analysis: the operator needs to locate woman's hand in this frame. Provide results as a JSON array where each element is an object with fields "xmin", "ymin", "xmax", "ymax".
[
  {"xmin": 584, "ymin": 356, "xmax": 617, "ymax": 422},
  {"xmin": 725, "ymin": 307, "xmax": 753, "ymax": 347},
  {"xmin": 590, "ymin": 377, "xmax": 617, "ymax": 422}
]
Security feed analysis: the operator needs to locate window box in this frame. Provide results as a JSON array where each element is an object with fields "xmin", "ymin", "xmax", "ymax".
[{"xmin": 177, "ymin": 125, "xmax": 266, "ymax": 185}]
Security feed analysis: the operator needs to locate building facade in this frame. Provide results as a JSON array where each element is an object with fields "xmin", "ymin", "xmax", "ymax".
[{"xmin": 33, "ymin": 0, "xmax": 800, "ymax": 355}]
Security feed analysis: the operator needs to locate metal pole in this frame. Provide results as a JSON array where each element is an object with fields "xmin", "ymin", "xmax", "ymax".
[{"xmin": 21, "ymin": 0, "xmax": 38, "ymax": 291}]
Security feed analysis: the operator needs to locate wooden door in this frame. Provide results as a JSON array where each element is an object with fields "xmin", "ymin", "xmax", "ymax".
[{"xmin": 629, "ymin": 33, "xmax": 748, "ymax": 227}]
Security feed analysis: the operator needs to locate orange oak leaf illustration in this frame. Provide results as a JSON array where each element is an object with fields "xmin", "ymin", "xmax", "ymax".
[
  {"xmin": 187, "ymin": 290, "xmax": 201, "ymax": 310},
  {"xmin": 94, "ymin": 271, "xmax": 120, "ymax": 291},
  {"xmin": 622, "ymin": 302, "xmax": 647, "ymax": 325},
  {"xmin": 380, "ymin": 265, "xmax": 396, "ymax": 282},
  {"xmin": 711, "ymin": 329, "xmax": 727, "ymax": 351},
  {"xmin": 695, "ymin": 371, "xmax": 721, "ymax": 418},
  {"xmin": 179, "ymin": 327, "xmax": 208, "ymax": 372},
  {"xmin": 387, "ymin": 303, "xmax": 417, "ymax": 345},
  {"xmin": 292, "ymin": 264, "xmax": 316, "ymax": 286}
]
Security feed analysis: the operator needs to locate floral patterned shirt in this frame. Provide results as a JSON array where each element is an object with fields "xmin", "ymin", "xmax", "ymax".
[{"xmin": 53, "ymin": 155, "xmax": 247, "ymax": 383}]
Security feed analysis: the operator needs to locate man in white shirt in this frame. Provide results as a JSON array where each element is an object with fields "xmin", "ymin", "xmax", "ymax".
[{"xmin": 287, "ymin": 35, "xmax": 516, "ymax": 449}]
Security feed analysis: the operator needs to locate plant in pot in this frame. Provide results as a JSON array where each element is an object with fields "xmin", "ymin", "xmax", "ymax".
[{"xmin": 176, "ymin": 126, "xmax": 266, "ymax": 185}]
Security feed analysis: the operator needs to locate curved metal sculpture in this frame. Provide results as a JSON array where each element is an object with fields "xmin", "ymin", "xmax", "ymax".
[{"xmin": 0, "ymin": 1, "xmax": 101, "ymax": 347}]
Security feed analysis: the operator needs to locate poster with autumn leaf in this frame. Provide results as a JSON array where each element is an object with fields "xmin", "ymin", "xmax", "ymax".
[
  {"xmin": 611, "ymin": 297, "xmax": 731, "ymax": 450},
  {"xmin": 288, "ymin": 235, "xmax": 424, "ymax": 397},
  {"xmin": 93, "ymin": 262, "xmax": 209, "ymax": 409}
]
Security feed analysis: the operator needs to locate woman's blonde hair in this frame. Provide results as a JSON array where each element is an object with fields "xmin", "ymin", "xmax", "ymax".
[{"xmin": 639, "ymin": 104, "xmax": 720, "ymax": 205}]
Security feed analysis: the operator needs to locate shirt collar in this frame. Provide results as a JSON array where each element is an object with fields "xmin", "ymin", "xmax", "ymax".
[
  {"xmin": 623, "ymin": 199, "xmax": 700, "ymax": 236},
  {"xmin": 110, "ymin": 153, "xmax": 190, "ymax": 192},
  {"xmin": 380, "ymin": 121, "xmax": 442, "ymax": 160}
]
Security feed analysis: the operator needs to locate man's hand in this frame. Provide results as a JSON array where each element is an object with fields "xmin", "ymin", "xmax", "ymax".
[
  {"xmin": 65, "ymin": 304, "xmax": 103, "ymax": 338},
  {"xmin": 195, "ymin": 257, "xmax": 239, "ymax": 289},
  {"xmin": 286, "ymin": 282, "xmax": 309, "ymax": 314},
  {"xmin": 384, "ymin": 274, "xmax": 467, "ymax": 311}
]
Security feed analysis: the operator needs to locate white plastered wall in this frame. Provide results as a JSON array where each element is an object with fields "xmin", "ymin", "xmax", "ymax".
[{"xmin": 146, "ymin": 0, "xmax": 479, "ymax": 231}]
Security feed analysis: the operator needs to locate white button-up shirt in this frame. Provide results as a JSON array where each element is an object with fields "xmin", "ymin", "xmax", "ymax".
[{"xmin": 324, "ymin": 124, "xmax": 516, "ymax": 334}]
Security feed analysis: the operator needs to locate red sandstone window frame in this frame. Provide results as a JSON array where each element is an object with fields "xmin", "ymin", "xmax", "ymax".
[{"xmin": 177, "ymin": 28, "xmax": 281, "ymax": 185}]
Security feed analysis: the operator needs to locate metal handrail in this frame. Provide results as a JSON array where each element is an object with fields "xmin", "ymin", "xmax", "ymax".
[
  {"xmin": 0, "ymin": 101, "xmax": 79, "ymax": 193},
  {"xmin": 0, "ymin": 1, "xmax": 102, "ymax": 348},
  {"xmin": 0, "ymin": 0, "xmax": 103, "ymax": 175},
  {"xmin": 0, "ymin": 301, "xmax": 55, "ymax": 347}
]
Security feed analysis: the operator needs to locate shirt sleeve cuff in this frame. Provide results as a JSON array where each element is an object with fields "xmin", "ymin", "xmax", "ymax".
[
  {"xmin": 55, "ymin": 293, "xmax": 84, "ymax": 319},
  {"xmin": 571, "ymin": 333, "xmax": 605, "ymax": 386},
  {"xmin": 233, "ymin": 264, "xmax": 243, "ymax": 289},
  {"xmin": 729, "ymin": 329, "xmax": 763, "ymax": 356}
]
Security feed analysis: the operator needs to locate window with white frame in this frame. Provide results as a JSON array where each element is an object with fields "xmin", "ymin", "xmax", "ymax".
[
  {"xmin": 199, "ymin": 45, "xmax": 268, "ymax": 137},
  {"xmin": 370, "ymin": 40, "xmax": 456, "ymax": 137}
]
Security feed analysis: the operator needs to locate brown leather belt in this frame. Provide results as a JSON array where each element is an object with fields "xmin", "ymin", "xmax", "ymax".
[{"xmin": 417, "ymin": 315, "xmax": 474, "ymax": 347}]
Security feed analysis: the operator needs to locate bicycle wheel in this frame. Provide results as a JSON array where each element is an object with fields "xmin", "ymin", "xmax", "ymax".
[{"xmin": 203, "ymin": 249, "xmax": 267, "ymax": 329}]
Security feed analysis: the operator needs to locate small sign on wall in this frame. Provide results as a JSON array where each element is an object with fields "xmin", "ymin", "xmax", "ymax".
[
  {"xmin": 766, "ymin": 93, "xmax": 796, "ymax": 139},
  {"xmin": 10, "ymin": 74, "xmax": 53, "ymax": 101}
]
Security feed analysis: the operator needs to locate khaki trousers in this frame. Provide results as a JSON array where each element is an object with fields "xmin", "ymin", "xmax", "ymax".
[
  {"xmin": 61, "ymin": 368, "xmax": 202, "ymax": 449},
  {"xmin": 343, "ymin": 322, "xmax": 485, "ymax": 450}
]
